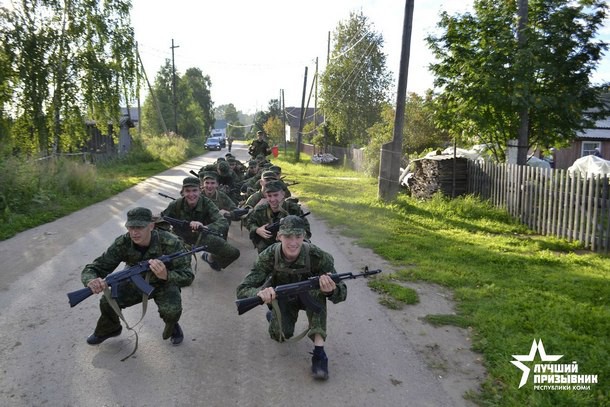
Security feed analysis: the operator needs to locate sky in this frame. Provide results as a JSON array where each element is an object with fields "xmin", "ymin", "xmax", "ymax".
[{"xmin": 131, "ymin": 0, "xmax": 610, "ymax": 115}]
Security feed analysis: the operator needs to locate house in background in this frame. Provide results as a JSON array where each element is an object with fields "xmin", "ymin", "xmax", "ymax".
[
  {"xmin": 552, "ymin": 94, "xmax": 610, "ymax": 169},
  {"xmin": 283, "ymin": 107, "xmax": 324, "ymax": 142}
]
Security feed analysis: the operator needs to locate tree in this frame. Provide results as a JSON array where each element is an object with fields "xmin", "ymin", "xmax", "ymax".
[
  {"xmin": 1, "ymin": 0, "xmax": 136, "ymax": 156},
  {"xmin": 427, "ymin": 0, "xmax": 609, "ymax": 161},
  {"xmin": 363, "ymin": 93, "xmax": 451, "ymax": 176},
  {"xmin": 263, "ymin": 116, "xmax": 283, "ymax": 146},
  {"xmin": 252, "ymin": 99, "xmax": 280, "ymax": 136},
  {"xmin": 320, "ymin": 11, "xmax": 392, "ymax": 147}
]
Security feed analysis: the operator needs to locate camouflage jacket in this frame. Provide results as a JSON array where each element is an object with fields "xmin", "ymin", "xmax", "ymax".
[
  {"xmin": 203, "ymin": 189, "xmax": 237, "ymax": 212},
  {"xmin": 236, "ymin": 242, "xmax": 347, "ymax": 304},
  {"xmin": 248, "ymin": 139, "xmax": 271, "ymax": 157},
  {"xmin": 81, "ymin": 229, "xmax": 194, "ymax": 288},
  {"xmin": 245, "ymin": 200, "xmax": 311, "ymax": 246},
  {"xmin": 161, "ymin": 196, "xmax": 229, "ymax": 244}
]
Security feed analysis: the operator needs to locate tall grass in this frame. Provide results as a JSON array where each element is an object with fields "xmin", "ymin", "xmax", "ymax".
[{"xmin": 0, "ymin": 133, "xmax": 203, "ymax": 240}]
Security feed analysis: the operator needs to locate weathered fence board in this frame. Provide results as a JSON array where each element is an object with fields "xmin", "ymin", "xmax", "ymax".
[{"xmin": 468, "ymin": 161, "xmax": 609, "ymax": 253}]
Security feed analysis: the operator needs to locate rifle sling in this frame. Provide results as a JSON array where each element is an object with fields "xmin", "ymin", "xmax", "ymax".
[{"xmin": 103, "ymin": 272, "xmax": 151, "ymax": 362}]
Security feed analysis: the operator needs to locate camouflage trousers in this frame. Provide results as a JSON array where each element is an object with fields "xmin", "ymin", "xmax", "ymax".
[
  {"xmin": 268, "ymin": 290, "xmax": 328, "ymax": 342},
  {"xmin": 199, "ymin": 234, "xmax": 240, "ymax": 269},
  {"xmin": 93, "ymin": 281, "xmax": 182, "ymax": 337}
]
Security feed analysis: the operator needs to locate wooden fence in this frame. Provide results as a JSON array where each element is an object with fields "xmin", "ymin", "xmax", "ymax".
[{"xmin": 468, "ymin": 161, "xmax": 610, "ymax": 253}]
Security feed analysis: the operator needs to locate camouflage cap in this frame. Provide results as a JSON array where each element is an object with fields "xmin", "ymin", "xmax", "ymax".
[
  {"xmin": 216, "ymin": 157, "xmax": 226, "ymax": 162},
  {"xmin": 218, "ymin": 160, "xmax": 230, "ymax": 174},
  {"xmin": 262, "ymin": 180, "xmax": 284, "ymax": 193},
  {"xmin": 248, "ymin": 160, "xmax": 258, "ymax": 168},
  {"xmin": 269, "ymin": 165, "xmax": 282, "ymax": 174},
  {"xmin": 182, "ymin": 176, "xmax": 201, "ymax": 189},
  {"xmin": 261, "ymin": 170, "xmax": 279, "ymax": 180},
  {"xmin": 257, "ymin": 130, "xmax": 264, "ymax": 136},
  {"xmin": 125, "ymin": 207, "xmax": 153, "ymax": 228},
  {"xmin": 278, "ymin": 215, "xmax": 306, "ymax": 236},
  {"xmin": 201, "ymin": 171, "xmax": 218, "ymax": 181}
]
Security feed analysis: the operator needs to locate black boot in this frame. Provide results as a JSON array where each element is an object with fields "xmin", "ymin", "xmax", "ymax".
[
  {"xmin": 170, "ymin": 323, "xmax": 184, "ymax": 345},
  {"xmin": 311, "ymin": 348, "xmax": 329, "ymax": 380}
]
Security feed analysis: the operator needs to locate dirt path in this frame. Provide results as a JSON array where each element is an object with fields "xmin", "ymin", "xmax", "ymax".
[{"xmin": 0, "ymin": 145, "xmax": 485, "ymax": 407}]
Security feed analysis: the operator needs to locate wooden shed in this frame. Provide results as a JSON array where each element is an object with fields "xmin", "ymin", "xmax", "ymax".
[{"xmin": 408, "ymin": 155, "xmax": 469, "ymax": 199}]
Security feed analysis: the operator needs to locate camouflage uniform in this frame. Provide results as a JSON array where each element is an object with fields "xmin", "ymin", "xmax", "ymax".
[
  {"xmin": 204, "ymin": 189, "xmax": 237, "ymax": 212},
  {"xmin": 236, "ymin": 242, "xmax": 347, "ymax": 341},
  {"xmin": 161, "ymin": 196, "xmax": 240, "ymax": 269},
  {"xmin": 81, "ymin": 229, "xmax": 193, "ymax": 337},
  {"xmin": 246, "ymin": 200, "xmax": 310, "ymax": 252},
  {"xmin": 248, "ymin": 137, "xmax": 271, "ymax": 158}
]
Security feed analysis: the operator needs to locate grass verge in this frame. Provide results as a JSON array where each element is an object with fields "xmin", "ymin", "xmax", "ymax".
[{"xmin": 275, "ymin": 151, "xmax": 609, "ymax": 407}]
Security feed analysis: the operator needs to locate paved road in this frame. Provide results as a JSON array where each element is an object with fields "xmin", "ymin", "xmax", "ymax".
[{"xmin": 0, "ymin": 145, "xmax": 464, "ymax": 407}]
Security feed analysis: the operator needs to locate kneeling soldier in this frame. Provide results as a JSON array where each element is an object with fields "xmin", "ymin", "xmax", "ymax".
[{"xmin": 236, "ymin": 215, "xmax": 347, "ymax": 380}]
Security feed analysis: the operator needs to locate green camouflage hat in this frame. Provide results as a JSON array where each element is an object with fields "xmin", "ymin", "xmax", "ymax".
[
  {"xmin": 278, "ymin": 215, "xmax": 306, "ymax": 236},
  {"xmin": 125, "ymin": 207, "xmax": 153, "ymax": 228},
  {"xmin": 182, "ymin": 176, "xmax": 200, "ymax": 189},
  {"xmin": 201, "ymin": 171, "xmax": 218, "ymax": 181},
  {"xmin": 261, "ymin": 170, "xmax": 279, "ymax": 180},
  {"xmin": 262, "ymin": 180, "xmax": 283, "ymax": 193},
  {"xmin": 218, "ymin": 160, "xmax": 230, "ymax": 174},
  {"xmin": 269, "ymin": 165, "xmax": 282, "ymax": 175},
  {"xmin": 248, "ymin": 160, "xmax": 258, "ymax": 168}
]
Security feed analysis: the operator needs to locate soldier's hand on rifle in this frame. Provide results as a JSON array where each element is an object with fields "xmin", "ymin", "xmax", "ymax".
[
  {"xmin": 257, "ymin": 287, "xmax": 276, "ymax": 304},
  {"xmin": 148, "ymin": 258, "xmax": 168, "ymax": 280},
  {"xmin": 190, "ymin": 220, "xmax": 205, "ymax": 231},
  {"xmin": 319, "ymin": 274, "xmax": 336, "ymax": 295},
  {"xmin": 86, "ymin": 278, "xmax": 107, "ymax": 294},
  {"xmin": 256, "ymin": 225, "xmax": 273, "ymax": 239}
]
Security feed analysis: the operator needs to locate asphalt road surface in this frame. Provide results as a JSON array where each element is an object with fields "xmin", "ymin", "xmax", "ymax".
[{"xmin": 0, "ymin": 144, "xmax": 476, "ymax": 407}]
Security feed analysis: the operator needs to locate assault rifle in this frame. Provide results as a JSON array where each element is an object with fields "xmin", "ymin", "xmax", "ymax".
[
  {"xmin": 162, "ymin": 216, "xmax": 224, "ymax": 238},
  {"xmin": 158, "ymin": 192, "xmax": 176, "ymax": 200},
  {"xmin": 67, "ymin": 246, "xmax": 207, "ymax": 308},
  {"xmin": 189, "ymin": 170, "xmax": 200, "ymax": 178},
  {"xmin": 265, "ymin": 212, "xmax": 311, "ymax": 235},
  {"xmin": 235, "ymin": 267, "xmax": 382, "ymax": 315}
]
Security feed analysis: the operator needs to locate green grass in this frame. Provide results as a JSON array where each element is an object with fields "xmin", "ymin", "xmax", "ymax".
[
  {"xmin": 273, "ymin": 151, "xmax": 609, "ymax": 407},
  {"xmin": 0, "ymin": 134, "xmax": 205, "ymax": 240},
  {"xmin": 2, "ymin": 145, "xmax": 608, "ymax": 406}
]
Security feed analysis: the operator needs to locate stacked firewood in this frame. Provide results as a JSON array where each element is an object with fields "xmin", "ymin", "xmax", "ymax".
[{"xmin": 409, "ymin": 156, "xmax": 468, "ymax": 199}]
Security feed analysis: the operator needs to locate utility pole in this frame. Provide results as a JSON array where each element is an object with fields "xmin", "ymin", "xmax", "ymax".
[
  {"xmin": 296, "ymin": 66, "xmax": 308, "ymax": 161},
  {"xmin": 516, "ymin": 0, "xmax": 529, "ymax": 165},
  {"xmin": 378, "ymin": 0, "xmax": 414, "ymax": 201},
  {"xmin": 171, "ymin": 39, "xmax": 180, "ymax": 134},
  {"xmin": 281, "ymin": 89, "xmax": 287, "ymax": 154}
]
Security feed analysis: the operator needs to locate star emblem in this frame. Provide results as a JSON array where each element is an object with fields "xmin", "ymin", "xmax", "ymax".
[{"xmin": 511, "ymin": 339, "xmax": 563, "ymax": 388}]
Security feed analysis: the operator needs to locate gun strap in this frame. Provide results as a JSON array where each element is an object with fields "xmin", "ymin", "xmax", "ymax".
[
  {"xmin": 103, "ymin": 273, "xmax": 150, "ymax": 362},
  {"xmin": 270, "ymin": 299, "xmax": 311, "ymax": 343}
]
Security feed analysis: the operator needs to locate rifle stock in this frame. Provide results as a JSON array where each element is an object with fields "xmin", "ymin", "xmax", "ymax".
[
  {"xmin": 236, "ymin": 267, "xmax": 382, "ymax": 315},
  {"xmin": 68, "ymin": 246, "xmax": 207, "ymax": 308}
]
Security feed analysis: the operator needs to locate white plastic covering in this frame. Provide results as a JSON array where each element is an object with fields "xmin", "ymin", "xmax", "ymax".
[
  {"xmin": 567, "ymin": 155, "xmax": 610, "ymax": 178},
  {"xmin": 526, "ymin": 155, "xmax": 551, "ymax": 169}
]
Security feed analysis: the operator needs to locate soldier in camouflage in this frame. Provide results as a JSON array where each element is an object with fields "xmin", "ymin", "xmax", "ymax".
[
  {"xmin": 161, "ymin": 177, "xmax": 240, "ymax": 271},
  {"xmin": 200, "ymin": 171, "xmax": 237, "ymax": 217},
  {"xmin": 236, "ymin": 215, "xmax": 347, "ymax": 380},
  {"xmin": 245, "ymin": 180, "xmax": 310, "ymax": 253},
  {"xmin": 81, "ymin": 207, "xmax": 194, "ymax": 346}
]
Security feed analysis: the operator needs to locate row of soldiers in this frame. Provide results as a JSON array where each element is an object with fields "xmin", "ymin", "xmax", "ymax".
[{"xmin": 77, "ymin": 146, "xmax": 347, "ymax": 380}]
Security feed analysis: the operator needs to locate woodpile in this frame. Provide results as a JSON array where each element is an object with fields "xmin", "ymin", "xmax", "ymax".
[{"xmin": 409, "ymin": 155, "xmax": 468, "ymax": 199}]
